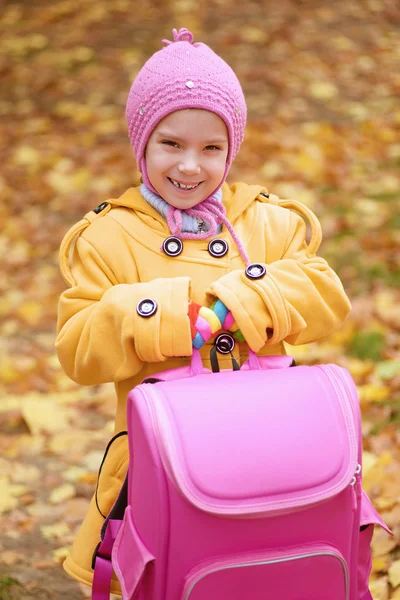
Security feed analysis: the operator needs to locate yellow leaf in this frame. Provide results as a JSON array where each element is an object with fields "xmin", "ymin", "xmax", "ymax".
[
  {"xmin": 40, "ymin": 523, "xmax": 70, "ymax": 540},
  {"xmin": 16, "ymin": 300, "xmax": 43, "ymax": 325},
  {"xmin": 241, "ymin": 27, "xmax": 267, "ymax": 44},
  {"xmin": 362, "ymin": 452, "xmax": 394, "ymax": 493},
  {"xmin": 347, "ymin": 358, "xmax": 375, "ymax": 380},
  {"xmin": 0, "ymin": 478, "xmax": 18, "ymax": 515},
  {"xmin": 332, "ymin": 35, "xmax": 356, "ymax": 51},
  {"xmin": 309, "ymin": 81, "xmax": 339, "ymax": 100},
  {"xmin": 389, "ymin": 560, "xmax": 400, "ymax": 588},
  {"xmin": 374, "ymin": 496, "xmax": 396, "ymax": 511},
  {"xmin": 52, "ymin": 547, "xmax": 70, "ymax": 563},
  {"xmin": 63, "ymin": 466, "xmax": 87, "ymax": 482},
  {"xmin": 14, "ymin": 146, "xmax": 41, "ymax": 166},
  {"xmin": 0, "ymin": 550, "xmax": 21, "ymax": 565},
  {"xmin": 7, "ymin": 239, "xmax": 32, "ymax": 264},
  {"xmin": 291, "ymin": 146, "xmax": 324, "ymax": 180},
  {"xmin": 83, "ymin": 451, "xmax": 104, "ymax": 472},
  {"xmin": 49, "ymin": 483, "xmax": 76, "ymax": 504},
  {"xmin": 328, "ymin": 320, "xmax": 355, "ymax": 346},
  {"xmin": 0, "ymin": 477, "xmax": 28, "ymax": 514},
  {"xmin": 10, "ymin": 462, "xmax": 41, "ymax": 484},
  {"xmin": 0, "ymin": 358, "xmax": 20, "ymax": 383},
  {"xmin": 260, "ymin": 161, "xmax": 283, "ymax": 179},
  {"xmin": 358, "ymin": 384, "xmax": 391, "ymax": 404},
  {"xmin": 22, "ymin": 397, "xmax": 70, "ymax": 435},
  {"xmin": 362, "ymin": 451, "xmax": 378, "ymax": 476},
  {"xmin": 71, "ymin": 46, "xmax": 93, "ymax": 62},
  {"xmin": 372, "ymin": 526, "xmax": 398, "ymax": 557},
  {"xmin": 372, "ymin": 555, "xmax": 390, "ymax": 574},
  {"xmin": 369, "ymin": 577, "xmax": 389, "ymax": 600}
]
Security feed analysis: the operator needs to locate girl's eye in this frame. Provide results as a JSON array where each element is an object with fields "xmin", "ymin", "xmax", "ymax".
[
  {"xmin": 205, "ymin": 145, "xmax": 222, "ymax": 151},
  {"xmin": 162, "ymin": 140, "xmax": 179, "ymax": 148}
]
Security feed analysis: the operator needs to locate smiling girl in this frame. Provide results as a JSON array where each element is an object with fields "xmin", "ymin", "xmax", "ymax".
[
  {"xmin": 146, "ymin": 109, "xmax": 228, "ymax": 210},
  {"xmin": 56, "ymin": 28, "xmax": 351, "ymax": 593}
]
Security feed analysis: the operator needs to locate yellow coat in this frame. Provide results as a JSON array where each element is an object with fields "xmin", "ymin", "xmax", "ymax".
[{"xmin": 56, "ymin": 181, "xmax": 351, "ymax": 591}]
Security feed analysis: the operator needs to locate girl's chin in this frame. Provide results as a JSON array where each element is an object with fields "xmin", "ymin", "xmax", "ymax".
[{"xmin": 167, "ymin": 197, "xmax": 204, "ymax": 209}]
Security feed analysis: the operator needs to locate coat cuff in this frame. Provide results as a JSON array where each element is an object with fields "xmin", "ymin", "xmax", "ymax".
[
  {"xmin": 134, "ymin": 277, "xmax": 192, "ymax": 362},
  {"xmin": 207, "ymin": 269, "xmax": 277, "ymax": 352}
]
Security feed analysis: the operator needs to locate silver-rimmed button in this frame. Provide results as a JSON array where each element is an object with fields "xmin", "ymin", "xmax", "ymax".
[
  {"xmin": 136, "ymin": 298, "xmax": 158, "ymax": 318},
  {"xmin": 208, "ymin": 239, "xmax": 228, "ymax": 258},
  {"xmin": 245, "ymin": 263, "xmax": 266, "ymax": 280},
  {"xmin": 162, "ymin": 236, "xmax": 183, "ymax": 257},
  {"xmin": 215, "ymin": 333, "xmax": 235, "ymax": 354}
]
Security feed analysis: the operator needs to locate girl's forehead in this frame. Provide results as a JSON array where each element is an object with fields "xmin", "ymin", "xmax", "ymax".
[{"xmin": 154, "ymin": 109, "xmax": 228, "ymax": 139}]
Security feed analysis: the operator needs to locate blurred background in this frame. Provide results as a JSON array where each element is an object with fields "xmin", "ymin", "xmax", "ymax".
[{"xmin": 0, "ymin": 0, "xmax": 399, "ymax": 598}]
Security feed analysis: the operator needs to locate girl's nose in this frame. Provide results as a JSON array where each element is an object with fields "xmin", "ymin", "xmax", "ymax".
[{"xmin": 178, "ymin": 154, "xmax": 201, "ymax": 175}]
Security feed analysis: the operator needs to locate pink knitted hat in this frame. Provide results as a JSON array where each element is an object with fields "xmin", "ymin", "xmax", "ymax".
[{"xmin": 126, "ymin": 28, "xmax": 247, "ymax": 193}]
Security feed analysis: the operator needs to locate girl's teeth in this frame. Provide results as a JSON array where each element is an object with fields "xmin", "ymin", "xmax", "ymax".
[{"xmin": 170, "ymin": 179, "xmax": 199, "ymax": 190}]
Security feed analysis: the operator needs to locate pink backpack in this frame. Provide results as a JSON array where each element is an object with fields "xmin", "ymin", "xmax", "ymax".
[{"xmin": 92, "ymin": 347, "xmax": 390, "ymax": 600}]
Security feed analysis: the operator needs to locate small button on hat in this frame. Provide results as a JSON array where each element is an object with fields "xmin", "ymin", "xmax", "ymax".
[
  {"xmin": 162, "ymin": 236, "xmax": 183, "ymax": 257},
  {"xmin": 208, "ymin": 239, "xmax": 228, "ymax": 258},
  {"xmin": 136, "ymin": 298, "xmax": 158, "ymax": 317},
  {"xmin": 245, "ymin": 263, "xmax": 266, "ymax": 280}
]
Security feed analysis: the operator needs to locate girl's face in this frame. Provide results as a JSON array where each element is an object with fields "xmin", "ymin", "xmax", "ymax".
[{"xmin": 145, "ymin": 109, "xmax": 229, "ymax": 209}]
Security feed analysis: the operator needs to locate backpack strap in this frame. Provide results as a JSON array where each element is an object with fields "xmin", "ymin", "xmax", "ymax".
[
  {"xmin": 92, "ymin": 475, "xmax": 128, "ymax": 600},
  {"xmin": 259, "ymin": 191, "xmax": 322, "ymax": 255}
]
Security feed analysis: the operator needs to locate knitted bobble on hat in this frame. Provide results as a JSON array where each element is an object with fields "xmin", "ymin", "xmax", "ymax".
[{"xmin": 162, "ymin": 28, "xmax": 194, "ymax": 45}]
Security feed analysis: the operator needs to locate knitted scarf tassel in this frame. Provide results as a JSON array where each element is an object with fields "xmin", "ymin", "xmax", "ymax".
[{"xmin": 167, "ymin": 197, "xmax": 251, "ymax": 267}]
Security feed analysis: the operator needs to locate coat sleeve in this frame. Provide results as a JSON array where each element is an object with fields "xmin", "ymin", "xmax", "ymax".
[
  {"xmin": 206, "ymin": 209, "xmax": 351, "ymax": 352},
  {"xmin": 56, "ymin": 235, "xmax": 192, "ymax": 386}
]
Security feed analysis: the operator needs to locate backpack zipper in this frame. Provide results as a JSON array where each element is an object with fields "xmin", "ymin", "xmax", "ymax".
[
  {"xmin": 319, "ymin": 365, "xmax": 362, "ymax": 512},
  {"xmin": 183, "ymin": 547, "xmax": 349, "ymax": 600}
]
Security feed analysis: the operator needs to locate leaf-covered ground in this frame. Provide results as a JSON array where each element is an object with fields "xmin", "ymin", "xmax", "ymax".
[{"xmin": 0, "ymin": 0, "xmax": 399, "ymax": 598}]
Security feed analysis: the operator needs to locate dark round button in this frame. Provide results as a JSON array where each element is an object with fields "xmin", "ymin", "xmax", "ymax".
[
  {"xmin": 136, "ymin": 298, "xmax": 158, "ymax": 318},
  {"xmin": 208, "ymin": 239, "xmax": 228, "ymax": 258},
  {"xmin": 215, "ymin": 333, "xmax": 235, "ymax": 354},
  {"xmin": 162, "ymin": 236, "xmax": 183, "ymax": 257},
  {"xmin": 245, "ymin": 263, "xmax": 266, "ymax": 280},
  {"xmin": 93, "ymin": 202, "xmax": 109, "ymax": 214}
]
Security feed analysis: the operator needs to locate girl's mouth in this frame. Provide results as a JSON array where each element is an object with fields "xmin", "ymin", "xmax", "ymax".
[{"xmin": 168, "ymin": 177, "xmax": 202, "ymax": 191}]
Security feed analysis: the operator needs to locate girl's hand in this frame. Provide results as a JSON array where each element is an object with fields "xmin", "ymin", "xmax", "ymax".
[
  {"xmin": 210, "ymin": 299, "xmax": 245, "ymax": 343},
  {"xmin": 189, "ymin": 301, "xmax": 223, "ymax": 349},
  {"xmin": 189, "ymin": 300, "xmax": 245, "ymax": 349}
]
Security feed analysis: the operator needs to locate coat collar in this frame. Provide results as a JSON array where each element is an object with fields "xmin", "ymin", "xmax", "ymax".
[{"xmin": 107, "ymin": 182, "xmax": 269, "ymax": 229}]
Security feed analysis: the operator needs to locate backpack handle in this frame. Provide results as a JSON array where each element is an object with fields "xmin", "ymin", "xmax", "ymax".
[{"xmin": 189, "ymin": 346, "xmax": 293, "ymax": 377}]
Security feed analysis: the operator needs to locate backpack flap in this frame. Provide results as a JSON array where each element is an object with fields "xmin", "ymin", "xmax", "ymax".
[{"xmin": 139, "ymin": 365, "xmax": 359, "ymax": 517}]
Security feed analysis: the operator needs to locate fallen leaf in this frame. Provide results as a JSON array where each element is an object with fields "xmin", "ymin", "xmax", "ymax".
[
  {"xmin": 21, "ymin": 397, "xmax": 70, "ymax": 435},
  {"xmin": 369, "ymin": 576, "xmax": 389, "ymax": 600},
  {"xmin": 0, "ymin": 477, "xmax": 29, "ymax": 515},
  {"xmin": 372, "ymin": 527, "xmax": 398, "ymax": 557},
  {"xmin": 40, "ymin": 522, "xmax": 70, "ymax": 540},
  {"xmin": 52, "ymin": 547, "xmax": 70, "ymax": 563},
  {"xmin": 0, "ymin": 550, "xmax": 21, "ymax": 566},
  {"xmin": 389, "ymin": 559, "xmax": 400, "ymax": 588},
  {"xmin": 49, "ymin": 483, "xmax": 76, "ymax": 504}
]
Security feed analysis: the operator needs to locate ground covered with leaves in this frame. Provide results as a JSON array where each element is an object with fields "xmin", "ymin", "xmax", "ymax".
[{"xmin": 0, "ymin": 0, "xmax": 399, "ymax": 598}]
